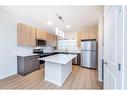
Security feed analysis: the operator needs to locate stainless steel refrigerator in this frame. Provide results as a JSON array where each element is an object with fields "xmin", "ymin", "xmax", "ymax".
[{"xmin": 81, "ymin": 39, "xmax": 96, "ymax": 69}]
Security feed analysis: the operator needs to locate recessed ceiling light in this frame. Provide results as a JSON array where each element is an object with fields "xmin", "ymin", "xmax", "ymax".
[
  {"xmin": 47, "ymin": 21, "xmax": 53, "ymax": 25},
  {"xmin": 66, "ymin": 25, "xmax": 71, "ymax": 28}
]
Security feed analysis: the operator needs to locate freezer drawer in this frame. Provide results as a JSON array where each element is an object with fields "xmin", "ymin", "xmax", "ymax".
[{"xmin": 81, "ymin": 50, "xmax": 96, "ymax": 69}]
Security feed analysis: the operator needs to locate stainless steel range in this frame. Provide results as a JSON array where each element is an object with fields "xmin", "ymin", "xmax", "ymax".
[
  {"xmin": 33, "ymin": 49, "xmax": 48, "ymax": 64},
  {"xmin": 33, "ymin": 49, "xmax": 58, "ymax": 64}
]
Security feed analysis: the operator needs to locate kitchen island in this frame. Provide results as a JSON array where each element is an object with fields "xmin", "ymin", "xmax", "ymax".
[{"xmin": 39, "ymin": 54, "xmax": 76, "ymax": 86}]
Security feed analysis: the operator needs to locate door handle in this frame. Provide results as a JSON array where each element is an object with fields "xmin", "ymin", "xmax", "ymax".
[
  {"xmin": 118, "ymin": 63, "xmax": 121, "ymax": 71},
  {"xmin": 104, "ymin": 62, "xmax": 107, "ymax": 65},
  {"xmin": 102, "ymin": 59, "xmax": 107, "ymax": 65}
]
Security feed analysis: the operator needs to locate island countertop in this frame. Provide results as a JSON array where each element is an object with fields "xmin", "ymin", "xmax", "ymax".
[{"xmin": 38, "ymin": 54, "xmax": 77, "ymax": 65}]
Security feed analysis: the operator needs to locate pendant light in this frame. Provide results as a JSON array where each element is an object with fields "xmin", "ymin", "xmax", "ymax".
[
  {"xmin": 55, "ymin": 27, "xmax": 64, "ymax": 38},
  {"xmin": 62, "ymin": 32, "xmax": 64, "ymax": 38},
  {"xmin": 55, "ymin": 27, "xmax": 59, "ymax": 35},
  {"xmin": 59, "ymin": 30, "xmax": 62, "ymax": 37}
]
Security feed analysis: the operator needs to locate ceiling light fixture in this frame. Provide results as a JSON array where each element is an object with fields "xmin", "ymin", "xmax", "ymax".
[
  {"xmin": 56, "ymin": 13, "xmax": 64, "ymax": 23},
  {"xmin": 62, "ymin": 32, "xmax": 64, "ymax": 38},
  {"xmin": 55, "ymin": 28, "xmax": 64, "ymax": 38},
  {"xmin": 66, "ymin": 25, "xmax": 71, "ymax": 28},
  {"xmin": 59, "ymin": 30, "xmax": 62, "ymax": 37},
  {"xmin": 55, "ymin": 27, "xmax": 59, "ymax": 35},
  {"xmin": 47, "ymin": 21, "xmax": 53, "ymax": 25}
]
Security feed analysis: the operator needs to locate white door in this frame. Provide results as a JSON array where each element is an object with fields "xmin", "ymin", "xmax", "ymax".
[
  {"xmin": 124, "ymin": 6, "xmax": 127, "ymax": 89},
  {"xmin": 104, "ymin": 6, "xmax": 123, "ymax": 89}
]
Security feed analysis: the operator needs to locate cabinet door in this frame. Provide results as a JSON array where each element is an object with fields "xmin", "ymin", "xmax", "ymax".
[
  {"xmin": 17, "ymin": 23, "xmax": 36, "ymax": 46},
  {"xmin": 49, "ymin": 33, "xmax": 54, "ymax": 46},
  {"xmin": 36, "ymin": 29, "xmax": 48, "ymax": 40},
  {"xmin": 47, "ymin": 33, "xmax": 57, "ymax": 47},
  {"xmin": 47, "ymin": 33, "xmax": 51, "ymax": 46},
  {"xmin": 31, "ymin": 28, "xmax": 36, "ymax": 46},
  {"xmin": 34, "ymin": 55, "xmax": 39, "ymax": 70},
  {"xmin": 42, "ymin": 31, "xmax": 48, "ymax": 40},
  {"xmin": 17, "ymin": 23, "xmax": 27, "ymax": 46},
  {"xmin": 51, "ymin": 34, "xmax": 57, "ymax": 47},
  {"xmin": 77, "ymin": 54, "xmax": 81, "ymax": 65},
  {"xmin": 80, "ymin": 31, "xmax": 89, "ymax": 40},
  {"xmin": 29, "ymin": 56, "xmax": 35, "ymax": 72},
  {"xmin": 27, "ymin": 25, "xmax": 36, "ymax": 46},
  {"xmin": 88, "ymin": 31, "xmax": 97, "ymax": 39},
  {"xmin": 77, "ymin": 32, "xmax": 81, "ymax": 47},
  {"xmin": 24, "ymin": 57, "xmax": 30, "ymax": 74},
  {"xmin": 36, "ymin": 29, "xmax": 42, "ymax": 39},
  {"xmin": 77, "ymin": 31, "xmax": 89, "ymax": 48},
  {"xmin": 54, "ymin": 35, "xmax": 57, "ymax": 47},
  {"xmin": 26, "ymin": 26, "xmax": 36, "ymax": 46}
]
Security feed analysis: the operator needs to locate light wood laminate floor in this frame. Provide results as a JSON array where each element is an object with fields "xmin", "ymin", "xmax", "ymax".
[{"xmin": 0, "ymin": 65, "xmax": 102, "ymax": 89}]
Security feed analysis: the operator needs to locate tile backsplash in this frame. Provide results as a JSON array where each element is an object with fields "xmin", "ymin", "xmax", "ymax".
[{"xmin": 34, "ymin": 46, "xmax": 55, "ymax": 53}]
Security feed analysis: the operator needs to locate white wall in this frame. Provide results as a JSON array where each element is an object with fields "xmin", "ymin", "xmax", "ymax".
[
  {"xmin": 0, "ymin": 11, "xmax": 37, "ymax": 79},
  {"xmin": 98, "ymin": 8, "xmax": 104, "ymax": 82}
]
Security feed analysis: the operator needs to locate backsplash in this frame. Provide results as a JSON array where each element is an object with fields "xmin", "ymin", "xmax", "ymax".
[
  {"xmin": 57, "ymin": 38, "xmax": 81, "ymax": 53},
  {"xmin": 34, "ymin": 46, "xmax": 55, "ymax": 53},
  {"xmin": 57, "ymin": 47, "xmax": 81, "ymax": 53},
  {"xmin": 16, "ymin": 46, "xmax": 33, "ymax": 55}
]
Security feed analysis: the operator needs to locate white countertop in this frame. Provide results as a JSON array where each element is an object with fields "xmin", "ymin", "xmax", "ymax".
[
  {"xmin": 54, "ymin": 50, "xmax": 81, "ymax": 54},
  {"xmin": 55, "ymin": 50, "xmax": 81, "ymax": 54},
  {"xmin": 38, "ymin": 54, "xmax": 77, "ymax": 64},
  {"xmin": 17, "ymin": 53, "xmax": 39, "ymax": 57}
]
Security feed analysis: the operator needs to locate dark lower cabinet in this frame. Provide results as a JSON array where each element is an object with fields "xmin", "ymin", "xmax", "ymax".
[
  {"xmin": 56, "ymin": 52, "xmax": 81, "ymax": 65},
  {"xmin": 72, "ymin": 53, "xmax": 81, "ymax": 65},
  {"xmin": 77, "ymin": 54, "xmax": 81, "ymax": 65},
  {"xmin": 17, "ymin": 55, "xmax": 39, "ymax": 76}
]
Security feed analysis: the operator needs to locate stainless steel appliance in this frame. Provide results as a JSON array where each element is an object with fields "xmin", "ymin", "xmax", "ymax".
[
  {"xmin": 33, "ymin": 49, "xmax": 58, "ymax": 64},
  {"xmin": 81, "ymin": 39, "xmax": 96, "ymax": 69},
  {"xmin": 36, "ymin": 39, "xmax": 47, "ymax": 46}
]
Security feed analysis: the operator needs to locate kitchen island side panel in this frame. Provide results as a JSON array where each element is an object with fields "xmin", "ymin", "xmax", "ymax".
[
  {"xmin": 45, "ymin": 61, "xmax": 72, "ymax": 86},
  {"xmin": 45, "ymin": 61, "xmax": 61, "ymax": 86}
]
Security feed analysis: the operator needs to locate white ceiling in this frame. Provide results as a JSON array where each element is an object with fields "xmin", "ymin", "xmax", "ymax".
[{"xmin": 0, "ymin": 6, "xmax": 102, "ymax": 33}]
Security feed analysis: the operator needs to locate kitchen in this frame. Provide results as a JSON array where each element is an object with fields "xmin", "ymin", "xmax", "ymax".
[
  {"xmin": 0, "ymin": 5, "xmax": 126, "ymax": 90},
  {"xmin": 0, "ymin": 6, "xmax": 100, "ymax": 89},
  {"xmin": 16, "ymin": 22, "xmax": 98, "ymax": 87}
]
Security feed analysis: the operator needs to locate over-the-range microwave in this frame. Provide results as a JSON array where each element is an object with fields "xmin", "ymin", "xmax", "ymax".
[{"xmin": 36, "ymin": 39, "xmax": 47, "ymax": 46}]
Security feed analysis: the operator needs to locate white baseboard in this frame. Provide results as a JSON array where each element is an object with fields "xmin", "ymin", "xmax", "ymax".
[{"xmin": 0, "ymin": 72, "xmax": 17, "ymax": 80}]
